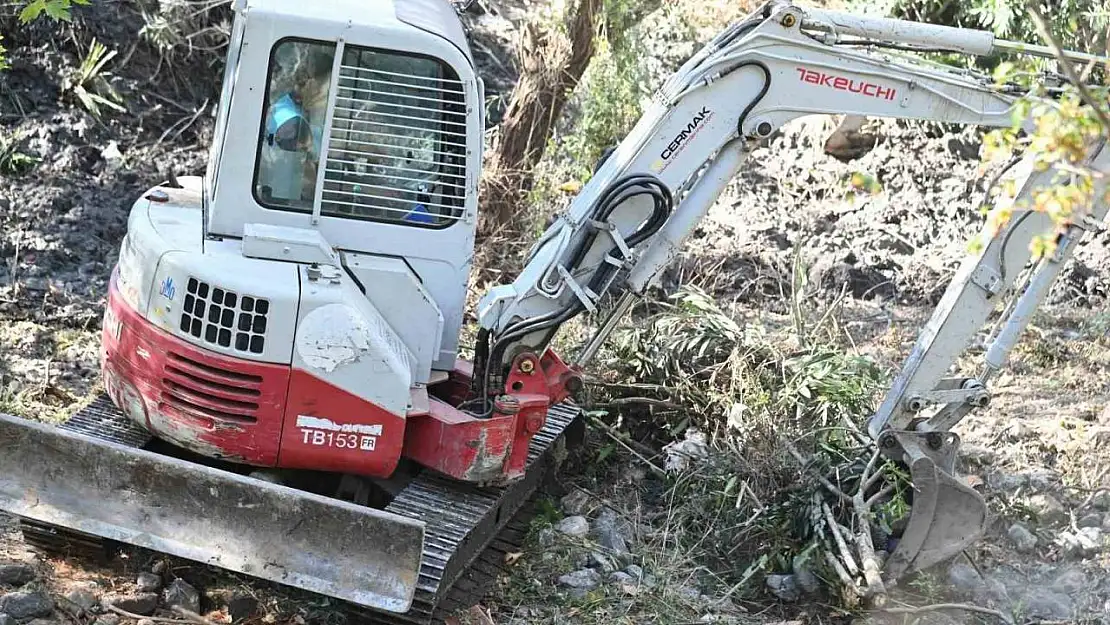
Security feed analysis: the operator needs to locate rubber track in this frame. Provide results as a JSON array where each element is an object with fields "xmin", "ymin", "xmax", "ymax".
[{"xmin": 20, "ymin": 394, "xmax": 581, "ymax": 625}]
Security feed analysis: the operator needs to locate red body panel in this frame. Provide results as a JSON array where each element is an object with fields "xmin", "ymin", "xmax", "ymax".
[
  {"xmin": 102, "ymin": 270, "xmax": 583, "ymax": 483},
  {"xmin": 279, "ymin": 369, "xmax": 405, "ymax": 477},
  {"xmin": 102, "ymin": 274, "xmax": 289, "ymax": 465}
]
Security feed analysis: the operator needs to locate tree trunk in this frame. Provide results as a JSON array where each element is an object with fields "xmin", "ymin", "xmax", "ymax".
[{"xmin": 478, "ymin": 0, "xmax": 603, "ymax": 237}]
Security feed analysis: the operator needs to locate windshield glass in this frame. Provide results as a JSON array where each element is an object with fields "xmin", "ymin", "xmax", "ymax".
[{"xmin": 254, "ymin": 39, "xmax": 337, "ymax": 212}]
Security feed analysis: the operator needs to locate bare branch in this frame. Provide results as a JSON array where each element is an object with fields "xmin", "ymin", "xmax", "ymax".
[
  {"xmin": 877, "ymin": 602, "xmax": 1014, "ymax": 625},
  {"xmin": 1025, "ymin": 0, "xmax": 1110, "ymax": 131}
]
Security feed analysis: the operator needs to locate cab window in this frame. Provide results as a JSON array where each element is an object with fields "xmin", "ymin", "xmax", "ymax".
[
  {"xmin": 254, "ymin": 39, "xmax": 337, "ymax": 212},
  {"xmin": 253, "ymin": 39, "xmax": 468, "ymax": 227}
]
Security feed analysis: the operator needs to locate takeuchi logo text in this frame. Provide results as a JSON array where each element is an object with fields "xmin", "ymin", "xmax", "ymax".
[{"xmin": 796, "ymin": 67, "xmax": 896, "ymax": 100}]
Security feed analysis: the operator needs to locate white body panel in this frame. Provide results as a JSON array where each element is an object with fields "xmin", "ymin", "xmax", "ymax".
[
  {"xmin": 293, "ymin": 264, "xmax": 416, "ymax": 415},
  {"xmin": 342, "ymin": 252, "xmax": 445, "ymax": 384}
]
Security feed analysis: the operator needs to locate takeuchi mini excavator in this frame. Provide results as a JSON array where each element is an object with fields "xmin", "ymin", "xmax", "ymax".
[{"xmin": 1, "ymin": 0, "xmax": 1108, "ymax": 621}]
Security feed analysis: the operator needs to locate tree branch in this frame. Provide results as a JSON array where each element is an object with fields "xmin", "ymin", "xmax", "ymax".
[
  {"xmin": 877, "ymin": 602, "xmax": 1014, "ymax": 625},
  {"xmin": 1025, "ymin": 0, "xmax": 1110, "ymax": 132}
]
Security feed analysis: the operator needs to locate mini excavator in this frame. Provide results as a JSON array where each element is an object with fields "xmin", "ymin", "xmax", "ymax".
[{"xmin": 1, "ymin": 0, "xmax": 1108, "ymax": 622}]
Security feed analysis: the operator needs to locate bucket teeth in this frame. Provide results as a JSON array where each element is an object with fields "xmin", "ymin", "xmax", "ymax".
[{"xmin": 880, "ymin": 430, "xmax": 988, "ymax": 584}]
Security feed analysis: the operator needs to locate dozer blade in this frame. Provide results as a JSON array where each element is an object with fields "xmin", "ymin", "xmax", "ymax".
[
  {"xmin": 0, "ymin": 412, "xmax": 425, "ymax": 615},
  {"xmin": 882, "ymin": 431, "xmax": 988, "ymax": 584}
]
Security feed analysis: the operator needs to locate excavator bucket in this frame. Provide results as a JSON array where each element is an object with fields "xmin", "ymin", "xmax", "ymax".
[
  {"xmin": 881, "ymin": 432, "xmax": 988, "ymax": 584},
  {"xmin": 0, "ymin": 412, "xmax": 425, "ymax": 615}
]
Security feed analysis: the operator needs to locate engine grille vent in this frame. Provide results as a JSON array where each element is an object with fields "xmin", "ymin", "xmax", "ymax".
[
  {"xmin": 162, "ymin": 352, "xmax": 261, "ymax": 424},
  {"xmin": 179, "ymin": 277, "xmax": 269, "ymax": 355}
]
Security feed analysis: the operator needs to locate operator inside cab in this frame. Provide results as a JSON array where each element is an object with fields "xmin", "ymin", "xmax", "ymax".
[
  {"xmin": 256, "ymin": 43, "xmax": 334, "ymax": 209},
  {"xmin": 253, "ymin": 40, "xmax": 453, "ymax": 226}
]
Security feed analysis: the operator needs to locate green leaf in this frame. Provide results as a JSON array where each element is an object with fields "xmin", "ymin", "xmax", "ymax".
[
  {"xmin": 44, "ymin": 0, "xmax": 74, "ymax": 21},
  {"xmin": 19, "ymin": 0, "xmax": 47, "ymax": 23}
]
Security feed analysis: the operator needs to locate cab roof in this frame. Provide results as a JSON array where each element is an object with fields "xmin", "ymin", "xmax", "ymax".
[{"xmin": 245, "ymin": 0, "xmax": 474, "ymax": 67}]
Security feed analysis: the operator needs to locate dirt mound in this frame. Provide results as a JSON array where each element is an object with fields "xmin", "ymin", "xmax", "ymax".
[
  {"xmin": 672, "ymin": 116, "xmax": 1110, "ymax": 311},
  {"xmin": 0, "ymin": 3, "xmax": 222, "ymax": 328}
]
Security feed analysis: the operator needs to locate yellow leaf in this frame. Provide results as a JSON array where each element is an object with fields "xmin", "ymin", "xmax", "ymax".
[{"xmin": 558, "ymin": 180, "xmax": 583, "ymax": 193}]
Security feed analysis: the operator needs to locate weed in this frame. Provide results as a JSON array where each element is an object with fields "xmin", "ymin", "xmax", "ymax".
[
  {"xmin": 579, "ymin": 284, "xmax": 907, "ymax": 605},
  {"xmin": 0, "ymin": 130, "xmax": 39, "ymax": 175},
  {"xmin": 63, "ymin": 39, "xmax": 126, "ymax": 118}
]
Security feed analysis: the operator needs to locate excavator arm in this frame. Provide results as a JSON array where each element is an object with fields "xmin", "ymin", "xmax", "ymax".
[
  {"xmin": 476, "ymin": 1, "xmax": 1041, "ymax": 382},
  {"xmin": 474, "ymin": 0, "xmax": 1110, "ymax": 581}
]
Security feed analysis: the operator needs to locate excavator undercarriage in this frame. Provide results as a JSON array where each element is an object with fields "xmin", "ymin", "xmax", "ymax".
[{"xmin": 1, "ymin": 396, "xmax": 585, "ymax": 624}]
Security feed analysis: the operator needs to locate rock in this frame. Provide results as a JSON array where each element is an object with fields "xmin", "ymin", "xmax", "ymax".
[
  {"xmin": 1024, "ymin": 588, "xmax": 1074, "ymax": 620},
  {"xmin": 151, "ymin": 561, "xmax": 169, "ymax": 576},
  {"xmin": 138, "ymin": 620, "xmax": 156, "ymax": 625},
  {"xmin": 792, "ymin": 555, "xmax": 819, "ymax": 594},
  {"xmin": 593, "ymin": 509, "xmax": 630, "ymax": 555},
  {"xmin": 1023, "ymin": 469, "xmax": 1059, "ymax": 492},
  {"xmin": 556, "ymin": 515, "xmax": 589, "ymax": 537},
  {"xmin": 947, "ymin": 562, "xmax": 984, "ymax": 596},
  {"xmin": 624, "ymin": 564, "xmax": 644, "ymax": 580},
  {"xmin": 663, "ymin": 429, "xmax": 710, "ymax": 472},
  {"xmin": 0, "ymin": 565, "xmax": 35, "ymax": 587},
  {"xmin": 136, "ymin": 573, "xmax": 162, "ymax": 593},
  {"xmin": 586, "ymin": 552, "xmax": 616, "ymax": 574},
  {"xmin": 973, "ymin": 577, "xmax": 1009, "ymax": 608},
  {"xmin": 1089, "ymin": 426, "xmax": 1110, "ymax": 445},
  {"xmin": 558, "ymin": 568, "xmax": 600, "ymax": 590},
  {"xmin": 163, "ymin": 579, "xmax": 201, "ymax": 615},
  {"xmin": 560, "ymin": 491, "xmax": 590, "ymax": 516},
  {"xmin": 765, "ymin": 574, "xmax": 800, "ymax": 602},
  {"xmin": 63, "ymin": 588, "xmax": 100, "ymax": 614},
  {"xmin": 1051, "ymin": 569, "xmax": 1088, "ymax": 595},
  {"xmin": 1057, "ymin": 527, "xmax": 1101, "ymax": 557},
  {"xmin": 0, "ymin": 590, "xmax": 54, "ymax": 619},
  {"xmin": 610, "ymin": 571, "xmax": 634, "ymax": 585},
  {"xmin": 1008, "ymin": 523, "xmax": 1038, "ymax": 552},
  {"xmin": 1004, "ymin": 420, "xmax": 1034, "ymax": 441},
  {"xmin": 228, "ymin": 591, "xmax": 259, "ymax": 622},
  {"xmin": 102, "ymin": 593, "xmax": 159, "ymax": 616},
  {"xmin": 987, "ymin": 471, "xmax": 1025, "ymax": 492},
  {"xmin": 1092, "ymin": 490, "xmax": 1110, "ymax": 511},
  {"xmin": 92, "ymin": 616, "xmax": 121, "ymax": 625},
  {"xmin": 1028, "ymin": 493, "xmax": 1068, "ymax": 525},
  {"xmin": 1078, "ymin": 513, "xmax": 1102, "ymax": 529},
  {"xmin": 537, "ymin": 527, "xmax": 555, "ymax": 548},
  {"xmin": 959, "ymin": 443, "xmax": 996, "ymax": 465}
]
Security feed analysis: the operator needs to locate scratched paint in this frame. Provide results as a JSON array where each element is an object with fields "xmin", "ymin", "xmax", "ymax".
[{"xmin": 296, "ymin": 303, "xmax": 385, "ymax": 373}]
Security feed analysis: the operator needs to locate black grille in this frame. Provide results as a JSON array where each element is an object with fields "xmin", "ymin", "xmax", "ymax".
[{"xmin": 179, "ymin": 277, "xmax": 268, "ymax": 355}]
